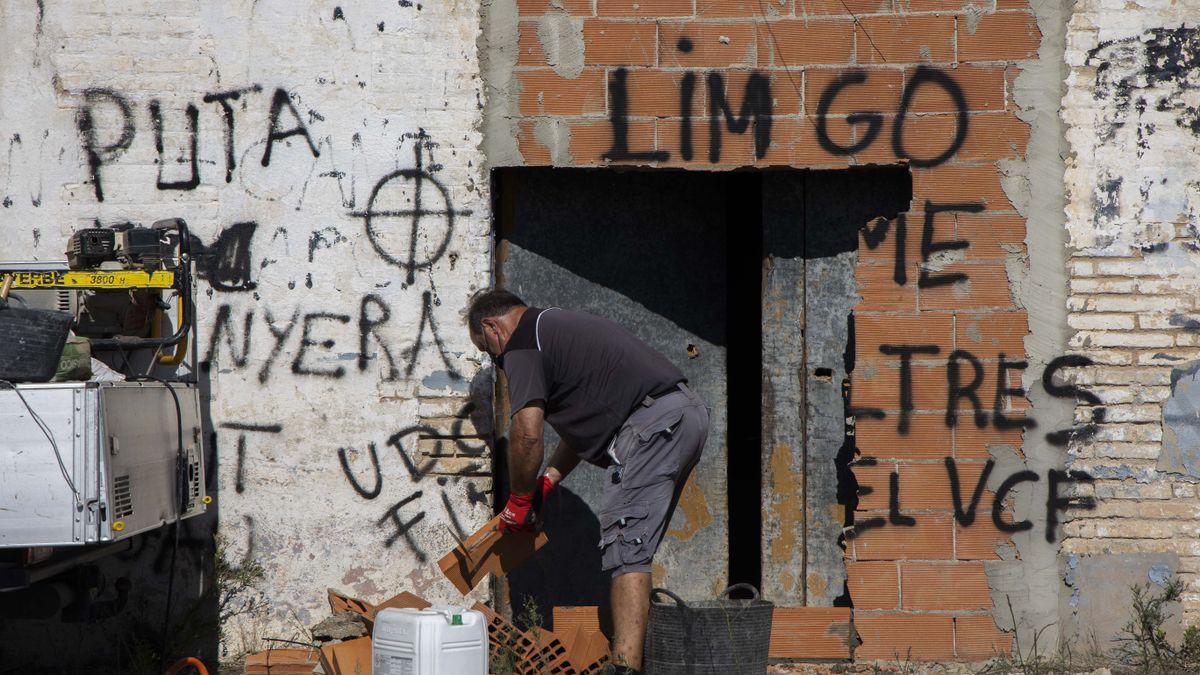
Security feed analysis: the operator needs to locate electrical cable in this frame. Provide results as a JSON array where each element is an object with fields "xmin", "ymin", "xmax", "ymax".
[
  {"xmin": 0, "ymin": 380, "xmax": 83, "ymax": 509},
  {"xmin": 126, "ymin": 373, "xmax": 185, "ymax": 672}
]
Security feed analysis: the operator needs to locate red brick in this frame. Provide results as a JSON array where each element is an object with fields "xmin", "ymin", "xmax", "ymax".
[
  {"xmin": 900, "ymin": 461, "xmax": 990, "ymax": 511},
  {"xmin": 900, "ymin": 562, "xmax": 992, "ymax": 610},
  {"xmin": 856, "ymin": 15, "xmax": 955, "ymax": 64},
  {"xmin": 518, "ymin": 21, "xmax": 550, "ymax": 67},
  {"xmin": 726, "ymin": 70, "xmax": 802, "ymax": 116},
  {"xmin": 598, "ymin": 0, "xmax": 693, "ymax": 16},
  {"xmin": 956, "ymin": 312, "xmax": 1028, "ymax": 360},
  {"xmin": 697, "ymin": 0, "xmax": 784, "ymax": 17},
  {"xmin": 568, "ymin": 120, "xmax": 658, "ymax": 164},
  {"xmin": 846, "ymin": 561, "xmax": 899, "ymax": 609},
  {"xmin": 956, "ymin": 211, "xmax": 1026, "ymax": 258},
  {"xmin": 958, "ymin": 113, "xmax": 1030, "ymax": 161},
  {"xmin": 517, "ymin": 121, "xmax": 553, "ymax": 165},
  {"xmin": 757, "ymin": 19, "xmax": 854, "ymax": 66},
  {"xmin": 996, "ymin": 0, "xmax": 1030, "ymax": 8},
  {"xmin": 804, "ymin": 68, "xmax": 903, "ymax": 116},
  {"xmin": 919, "ymin": 261, "xmax": 1016, "ymax": 311},
  {"xmin": 660, "ymin": 22, "xmax": 758, "ymax": 67},
  {"xmin": 516, "ymin": 0, "xmax": 593, "ymax": 14},
  {"xmin": 775, "ymin": 117, "xmax": 854, "ymax": 167},
  {"xmin": 912, "ymin": 165, "xmax": 1014, "ymax": 211},
  {"xmin": 853, "ymin": 462, "xmax": 895, "ymax": 511},
  {"xmin": 856, "ymin": 413, "xmax": 951, "ymax": 461},
  {"xmin": 956, "ymin": 615, "xmax": 1013, "ymax": 660},
  {"xmin": 852, "ymin": 361, "xmax": 945, "ymax": 412},
  {"xmin": 856, "ymin": 262, "xmax": 918, "ymax": 312},
  {"xmin": 584, "ymin": 21, "xmax": 658, "ymax": 65},
  {"xmin": 518, "ymin": 69, "xmax": 607, "ymax": 116},
  {"xmin": 658, "ymin": 118, "xmax": 758, "ymax": 168},
  {"xmin": 852, "ymin": 512, "xmax": 954, "ymax": 560},
  {"xmin": 620, "ymin": 70, "xmax": 695, "ymax": 117},
  {"xmin": 552, "ymin": 605, "xmax": 605, "ymax": 638},
  {"xmin": 955, "ymin": 511, "xmax": 1013, "ymax": 559},
  {"xmin": 768, "ymin": 607, "xmax": 853, "ymax": 659},
  {"xmin": 905, "ymin": 65, "xmax": 1006, "ymax": 113},
  {"xmin": 802, "ymin": 0, "xmax": 979, "ymax": 11},
  {"xmin": 955, "ymin": 422, "xmax": 1024, "ymax": 460},
  {"xmin": 958, "ymin": 12, "xmax": 1041, "ymax": 63},
  {"xmin": 856, "ymin": 314, "xmax": 953, "ymax": 361},
  {"xmin": 796, "ymin": 0, "xmax": 885, "ymax": 14},
  {"xmin": 855, "ymin": 212, "xmax": 923, "ymax": 272},
  {"xmin": 854, "ymin": 613, "xmax": 955, "ymax": 660}
]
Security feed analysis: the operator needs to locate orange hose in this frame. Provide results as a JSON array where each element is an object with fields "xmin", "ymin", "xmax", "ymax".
[{"xmin": 164, "ymin": 656, "xmax": 208, "ymax": 675}]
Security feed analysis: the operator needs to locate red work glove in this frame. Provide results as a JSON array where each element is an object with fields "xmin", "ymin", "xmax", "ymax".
[{"xmin": 498, "ymin": 475, "xmax": 557, "ymax": 533}]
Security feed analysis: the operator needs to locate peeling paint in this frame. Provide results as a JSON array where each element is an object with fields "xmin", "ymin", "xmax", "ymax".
[{"xmin": 665, "ymin": 474, "xmax": 714, "ymax": 542}]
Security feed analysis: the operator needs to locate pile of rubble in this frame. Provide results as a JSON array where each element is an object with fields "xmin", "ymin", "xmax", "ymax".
[{"xmin": 242, "ymin": 589, "xmax": 613, "ymax": 674}]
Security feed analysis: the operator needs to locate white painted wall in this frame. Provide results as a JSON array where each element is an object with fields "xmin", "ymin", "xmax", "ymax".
[
  {"xmin": 0, "ymin": 0, "xmax": 492, "ymax": 654},
  {"xmin": 1064, "ymin": 1, "xmax": 1200, "ymax": 623}
]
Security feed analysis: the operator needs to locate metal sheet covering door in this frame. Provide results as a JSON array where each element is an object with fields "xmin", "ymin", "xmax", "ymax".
[
  {"xmin": 760, "ymin": 169, "xmax": 912, "ymax": 606},
  {"xmin": 499, "ymin": 168, "xmax": 729, "ymax": 609}
]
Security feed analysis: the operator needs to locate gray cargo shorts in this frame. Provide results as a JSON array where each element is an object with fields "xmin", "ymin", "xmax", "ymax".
[{"xmin": 599, "ymin": 383, "xmax": 710, "ymax": 578}]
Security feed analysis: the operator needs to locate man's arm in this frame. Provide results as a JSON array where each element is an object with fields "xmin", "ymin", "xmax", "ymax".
[
  {"xmin": 508, "ymin": 402, "xmax": 546, "ymax": 495},
  {"xmin": 544, "ymin": 438, "xmax": 581, "ymax": 486}
]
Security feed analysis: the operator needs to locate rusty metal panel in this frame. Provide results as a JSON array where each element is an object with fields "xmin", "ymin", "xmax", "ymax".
[
  {"xmin": 500, "ymin": 168, "xmax": 730, "ymax": 610},
  {"xmin": 761, "ymin": 170, "xmax": 910, "ymax": 606}
]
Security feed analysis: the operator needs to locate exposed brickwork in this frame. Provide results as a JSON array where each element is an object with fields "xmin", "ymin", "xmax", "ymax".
[{"xmin": 494, "ymin": 0, "xmax": 1043, "ymax": 663}]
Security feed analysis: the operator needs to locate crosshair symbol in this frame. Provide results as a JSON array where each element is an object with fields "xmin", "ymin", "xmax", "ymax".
[{"xmin": 351, "ymin": 137, "xmax": 472, "ymax": 284}]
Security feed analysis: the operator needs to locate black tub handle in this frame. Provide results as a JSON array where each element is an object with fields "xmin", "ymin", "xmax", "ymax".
[
  {"xmin": 721, "ymin": 583, "xmax": 761, "ymax": 601},
  {"xmin": 650, "ymin": 587, "xmax": 689, "ymax": 608}
]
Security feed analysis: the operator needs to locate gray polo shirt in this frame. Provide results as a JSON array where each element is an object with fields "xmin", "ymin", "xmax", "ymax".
[{"xmin": 499, "ymin": 307, "xmax": 685, "ymax": 466}]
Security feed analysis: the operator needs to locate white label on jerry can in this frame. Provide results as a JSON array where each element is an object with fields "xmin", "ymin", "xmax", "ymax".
[{"xmin": 374, "ymin": 653, "xmax": 415, "ymax": 675}]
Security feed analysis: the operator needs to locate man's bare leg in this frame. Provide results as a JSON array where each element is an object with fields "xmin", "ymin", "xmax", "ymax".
[{"xmin": 610, "ymin": 571, "xmax": 651, "ymax": 670}]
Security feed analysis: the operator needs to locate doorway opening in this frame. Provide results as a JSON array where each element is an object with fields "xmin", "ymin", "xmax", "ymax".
[{"xmin": 492, "ymin": 164, "xmax": 912, "ymax": 613}]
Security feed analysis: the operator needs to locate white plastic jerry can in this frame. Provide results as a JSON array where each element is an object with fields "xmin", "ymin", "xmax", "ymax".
[{"xmin": 372, "ymin": 606, "xmax": 488, "ymax": 675}]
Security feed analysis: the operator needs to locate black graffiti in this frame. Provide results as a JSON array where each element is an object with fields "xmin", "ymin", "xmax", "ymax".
[
  {"xmin": 877, "ymin": 344, "xmax": 940, "ymax": 433},
  {"xmin": 604, "ymin": 68, "xmax": 669, "ymax": 162},
  {"xmin": 75, "ymin": 84, "xmax": 321, "ymax": 195},
  {"xmin": 307, "ymin": 226, "xmax": 348, "ymax": 289},
  {"xmin": 945, "ymin": 457, "xmax": 994, "ymax": 527},
  {"xmin": 405, "ymin": 291, "xmax": 462, "ymax": 380},
  {"xmin": 193, "ymin": 221, "xmax": 258, "ymax": 292},
  {"xmin": 203, "ymin": 293, "xmax": 459, "ymax": 382},
  {"xmin": 351, "ymin": 135, "xmax": 471, "ymax": 285},
  {"xmin": 335, "ymin": 425, "xmax": 488, "ymax": 554},
  {"xmin": 338, "ymin": 443, "xmax": 383, "ymax": 499},
  {"xmin": 361, "ymin": 294, "xmax": 400, "ymax": 380},
  {"xmin": 261, "ymin": 87, "xmax": 320, "ymax": 167},
  {"xmin": 1043, "ymin": 354, "xmax": 1105, "ymax": 445},
  {"xmin": 875, "ymin": 346, "xmax": 1107, "ymax": 444},
  {"xmin": 818, "ymin": 65, "xmax": 969, "ymax": 167},
  {"xmin": 76, "ymin": 88, "xmax": 135, "ymax": 202},
  {"xmin": 605, "ymin": 60, "xmax": 970, "ymax": 165},
  {"xmin": 706, "ymin": 71, "xmax": 772, "ymax": 163},
  {"xmin": 291, "ymin": 312, "xmax": 351, "ymax": 378},
  {"xmin": 378, "ymin": 491, "xmax": 426, "ymax": 558},
  {"xmin": 920, "ymin": 203, "xmax": 978, "ymax": 288},
  {"xmin": 149, "ymin": 100, "xmax": 200, "ymax": 190},
  {"xmin": 947, "ymin": 349, "xmax": 988, "ymax": 428},
  {"xmin": 851, "ymin": 461, "xmax": 1096, "ymax": 544},
  {"xmin": 219, "ymin": 421, "xmax": 283, "ymax": 494},
  {"xmin": 203, "ymin": 85, "xmax": 263, "ymax": 183}
]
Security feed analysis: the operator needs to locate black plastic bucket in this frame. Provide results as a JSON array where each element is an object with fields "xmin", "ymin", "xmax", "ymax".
[
  {"xmin": 643, "ymin": 584, "xmax": 773, "ymax": 675},
  {"xmin": 0, "ymin": 304, "xmax": 74, "ymax": 383}
]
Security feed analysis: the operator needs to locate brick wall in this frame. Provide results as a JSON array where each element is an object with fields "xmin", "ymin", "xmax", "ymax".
[
  {"xmin": 1063, "ymin": 2, "xmax": 1200, "ymax": 627},
  {"xmin": 495, "ymin": 0, "xmax": 1043, "ymax": 661}
]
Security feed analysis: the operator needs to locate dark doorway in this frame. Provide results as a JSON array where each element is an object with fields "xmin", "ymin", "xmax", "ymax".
[{"xmin": 492, "ymin": 165, "xmax": 911, "ymax": 619}]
